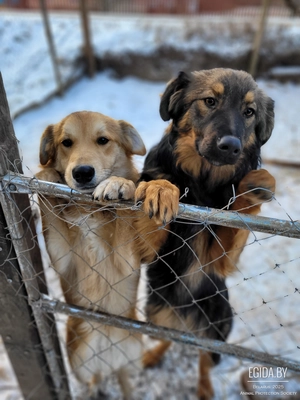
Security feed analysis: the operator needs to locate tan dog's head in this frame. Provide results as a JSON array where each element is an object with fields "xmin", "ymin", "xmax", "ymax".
[
  {"xmin": 159, "ymin": 69, "xmax": 274, "ymax": 167},
  {"xmin": 39, "ymin": 111, "xmax": 146, "ymax": 192}
]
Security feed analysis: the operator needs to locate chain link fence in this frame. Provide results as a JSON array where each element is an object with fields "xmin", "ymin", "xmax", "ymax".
[
  {"xmin": 1, "ymin": 3, "xmax": 300, "ymax": 398},
  {"xmin": 0, "ymin": 69, "xmax": 300, "ymax": 398},
  {"xmin": 1, "ymin": 160, "xmax": 300, "ymax": 399},
  {"xmin": 2, "ymin": 1, "xmax": 300, "ymax": 119}
]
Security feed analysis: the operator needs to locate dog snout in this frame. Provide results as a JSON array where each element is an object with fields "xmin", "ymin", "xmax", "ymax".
[
  {"xmin": 72, "ymin": 165, "xmax": 95, "ymax": 184},
  {"xmin": 217, "ymin": 136, "xmax": 241, "ymax": 158}
]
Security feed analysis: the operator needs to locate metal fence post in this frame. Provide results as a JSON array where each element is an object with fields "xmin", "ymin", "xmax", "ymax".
[{"xmin": 0, "ymin": 73, "xmax": 70, "ymax": 400}]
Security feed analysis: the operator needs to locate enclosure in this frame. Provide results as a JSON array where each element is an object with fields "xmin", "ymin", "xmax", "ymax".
[{"xmin": 0, "ymin": 1, "xmax": 300, "ymax": 400}]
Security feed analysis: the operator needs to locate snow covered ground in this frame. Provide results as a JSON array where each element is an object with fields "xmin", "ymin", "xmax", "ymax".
[
  {"xmin": 0, "ymin": 10, "xmax": 300, "ymax": 400},
  {"xmin": 3, "ymin": 9, "xmax": 300, "ymax": 119},
  {"xmin": 4, "ymin": 70, "xmax": 299, "ymax": 400}
]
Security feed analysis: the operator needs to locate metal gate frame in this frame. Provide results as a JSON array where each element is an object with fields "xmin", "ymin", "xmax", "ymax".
[
  {"xmin": 0, "ymin": 73, "xmax": 70, "ymax": 400},
  {"xmin": 0, "ymin": 72, "xmax": 299, "ymax": 400}
]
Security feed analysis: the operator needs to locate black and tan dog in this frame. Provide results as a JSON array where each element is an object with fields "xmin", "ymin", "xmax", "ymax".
[{"xmin": 135, "ymin": 69, "xmax": 276, "ymax": 399}]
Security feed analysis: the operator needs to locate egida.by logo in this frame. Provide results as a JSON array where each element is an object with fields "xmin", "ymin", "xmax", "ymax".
[{"xmin": 249, "ymin": 367, "xmax": 288, "ymax": 379}]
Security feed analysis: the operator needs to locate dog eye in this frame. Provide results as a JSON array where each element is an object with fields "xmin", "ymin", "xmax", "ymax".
[
  {"xmin": 204, "ymin": 97, "xmax": 216, "ymax": 107},
  {"xmin": 61, "ymin": 139, "xmax": 73, "ymax": 147},
  {"xmin": 97, "ymin": 137, "xmax": 109, "ymax": 145},
  {"xmin": 244, "ymin": 108, "xmax": 255, "ymax": 118}
]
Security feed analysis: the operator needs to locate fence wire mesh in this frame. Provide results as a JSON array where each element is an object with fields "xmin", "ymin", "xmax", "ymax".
[
  {"xmin": 1, "ymin": 4, "xmax": 300, "ymax": 397},
  {"xmin": 0, "ymin": 158, "xmax": 299, "ymax": 399}
]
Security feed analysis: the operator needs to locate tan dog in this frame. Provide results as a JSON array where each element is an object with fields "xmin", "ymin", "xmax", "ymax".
[{"xmin": 35, "ymin": 111, "xmax": 146, "ymax": 399}]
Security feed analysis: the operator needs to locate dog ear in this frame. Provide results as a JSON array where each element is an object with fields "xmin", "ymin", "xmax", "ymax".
[
  {"xmin": 255, "ymin": 92, "xmax": 275, "ymax": 146},
  {"xmin": 118, "ymin": 120, "xmax": 146, "ymax": 156},
  {"xmin": 160, "ymin": 71, "xmax": 191, "ymax": 121},
  {"xmin": 39, "ymin": 125, "xmax": 56, "ymax": 166}
]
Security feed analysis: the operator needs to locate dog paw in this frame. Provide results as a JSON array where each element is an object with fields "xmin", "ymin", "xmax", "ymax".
[
  {"xmin": 35, "ymin": 168, "xmax": 63, "ymax": 184},
  {"xmin": 135, "ymin": 179, "xmax": 180, "ymax": 224},
  {"xmin": 93, "ymin": 176, "xmax": 136, "ymax": 201},
  {"xmin": 237, "ymin": 169, "xmax": 276, "ymax": 203}
]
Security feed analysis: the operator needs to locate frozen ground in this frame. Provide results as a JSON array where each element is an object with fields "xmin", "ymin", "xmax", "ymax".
[
  {"xmin": 2, "ymin": 9, "xmax": 300, "ymax": 118},
  {"xmin": 0, "ymin": 10, "xmax": 299, "ymax": 400},
  {"xmin": 1, "ymin": 70, "xmax": 298, "ymax": 400}
]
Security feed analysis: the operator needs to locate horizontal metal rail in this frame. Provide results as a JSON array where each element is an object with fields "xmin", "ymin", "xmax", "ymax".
[
  {"xmin": 34, "ymin": 294, "xmax": 300, "ymax": 373},
  {"xmin": 1, "ymin": 172, "xmax": 300, "ymax": 239}
]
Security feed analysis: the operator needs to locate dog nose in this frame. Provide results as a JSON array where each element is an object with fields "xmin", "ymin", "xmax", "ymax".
[
  {"xmin": 72, "ymin": 165, "xmax": 95, "ymax": 184},
  {"xmin": 217, "ymin": 136, "xmax": 241, "ymax": 157}
]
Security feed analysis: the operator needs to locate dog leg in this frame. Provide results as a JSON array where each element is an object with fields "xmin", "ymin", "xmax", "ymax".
[
  {"xmin": 88, "ymin": 378, "xmax": 106, "ymax": 400},
  {"xmin": 232, "ymin": 169, "xmax": 275, "ymax": 214},
  {"xmin": 67, "ymin": 318, "xmax": 103, "ymax": 399},
  {"xmin": 198, "ymin": 351, "xmax": 214, "ymax": 400},
  {"xmin": 142, "ymin": 340, "xmax": 172, "ymax": 368},
  {"xmin": 35, "ymin": 168, "xmax": 77, "ymax": 285},
  {"xmin": 209, "ymin": 169, "xmax": 275, "ymax": 276},
  {"xmin": 240, "ymin": 368, "xmax": 262, "ymax": 400},
  {"xmin": 117, "ymin": 367, "xmax": 132, "ymax": 400}
]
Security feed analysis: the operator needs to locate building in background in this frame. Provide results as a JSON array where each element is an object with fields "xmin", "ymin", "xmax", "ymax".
[{"xmin": 0, "ymin": 0, "xmax": 290, "ymax": 14}]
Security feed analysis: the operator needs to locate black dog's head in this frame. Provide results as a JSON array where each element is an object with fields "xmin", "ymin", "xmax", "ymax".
[{"xmin": 160, "ymin": 69, "xmax": 274, "ymax": 168}]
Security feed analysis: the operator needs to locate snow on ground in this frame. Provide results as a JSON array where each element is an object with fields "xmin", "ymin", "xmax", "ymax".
[
  {"xmin": 2, "ymin": 9, "xmax": 300, "ymax": 122},
  {"xmin": 0, "ymin": 10, "xmax": 300, "ymax": 400},
  {"xmin": 6, "ymin": 70, "xmax": 300, "ymax": 400}
]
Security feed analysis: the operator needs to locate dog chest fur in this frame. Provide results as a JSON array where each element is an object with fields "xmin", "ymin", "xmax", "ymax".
[{"xmin": 46, "ymin": 207, "xmax": 140, "ymax": 316}]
